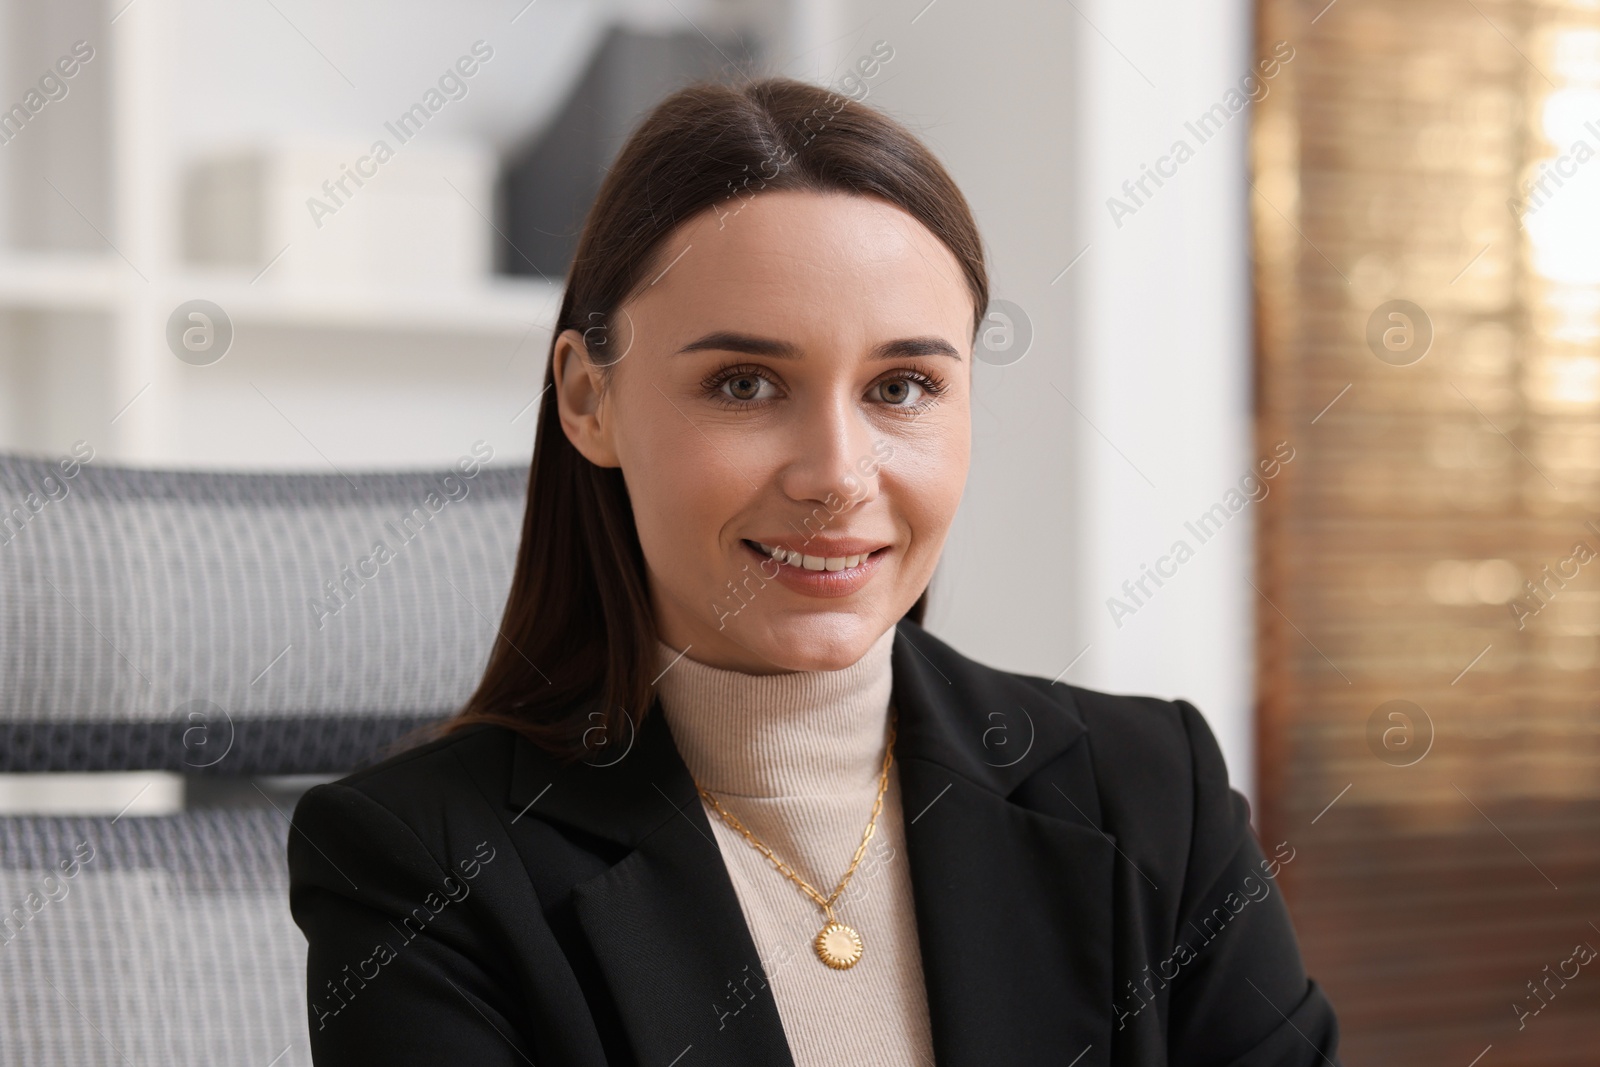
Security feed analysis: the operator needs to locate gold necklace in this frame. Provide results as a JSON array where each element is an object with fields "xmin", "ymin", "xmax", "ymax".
[{"xmin": 694, "ymin": 704, "xmax": 897, "ymax": 971}]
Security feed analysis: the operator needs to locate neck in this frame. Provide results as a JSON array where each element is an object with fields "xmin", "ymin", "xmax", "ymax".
[{"xmin": 653, "ymin": 626, "xmax": 897, "ymax": 799}]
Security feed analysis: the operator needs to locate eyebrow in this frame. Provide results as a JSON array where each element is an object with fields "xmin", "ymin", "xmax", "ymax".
[{"xmin": 676, "ymin": 331, "xmax": 963, "ymax": 361}]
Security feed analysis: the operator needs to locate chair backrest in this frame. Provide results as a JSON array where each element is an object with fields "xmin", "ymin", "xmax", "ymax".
[
  {"xmin": 0, "ymin": 452, "xmax": 528, "ymax": 773},
  {"xmin": 0, "ymin": 452, "xmax": 529, "ymax": 1067},
  {"xmin": 1, "ymin": 810, "xmax": 310, "ymax": 1065}
]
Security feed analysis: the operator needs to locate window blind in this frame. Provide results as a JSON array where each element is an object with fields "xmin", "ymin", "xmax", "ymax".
[{"xmin": 1253, "ymin": 0, "xmax": 1600, "ymax": 1061}]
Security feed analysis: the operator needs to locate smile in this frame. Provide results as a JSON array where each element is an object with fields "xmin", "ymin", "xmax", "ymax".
[{"xmin": 745, "ymin": 540, "xmax": 885, "ymax": 572}]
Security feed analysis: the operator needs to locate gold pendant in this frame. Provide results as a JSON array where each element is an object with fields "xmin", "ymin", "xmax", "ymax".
[{"xmin": 814, "ymin": 920, "xmax": 864, "ymax": 970}]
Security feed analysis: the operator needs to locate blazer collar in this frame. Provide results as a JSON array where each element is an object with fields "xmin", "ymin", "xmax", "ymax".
[
  {"xmin": 506, "ymin": 621, "xmax": 1091, "ymax": 841},
  {"xmin": 506, "ymin": 621, "xmax": 1114, "ymax": 1066}
]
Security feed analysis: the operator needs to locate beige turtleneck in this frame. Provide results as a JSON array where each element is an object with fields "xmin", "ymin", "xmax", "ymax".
[{"xmin": 654, "ymin": 627, "xmax": 934, "ymax": 1066}]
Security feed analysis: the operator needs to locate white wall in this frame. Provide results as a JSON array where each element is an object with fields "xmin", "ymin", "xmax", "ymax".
[
  {"xmin": 787, "ymin": 0, "xmax": 1257, "ymax": 802},
  {"xmin": 1067, "ymin": 0, "xmax": 1257, "ymax": 802}
]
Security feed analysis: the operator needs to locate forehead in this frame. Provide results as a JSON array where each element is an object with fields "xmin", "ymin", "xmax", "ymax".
[{"xmin": 626, "ymin": 190, "xmax": 973, "ymax": 340}]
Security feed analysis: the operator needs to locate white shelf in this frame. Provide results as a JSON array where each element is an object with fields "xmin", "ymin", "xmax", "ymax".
[
  {"xmin": 0, "ymin": 0, "xmax": 574, "ymax": 468},
  {"xmin": 0, "ymin": 252, "xmax": 125, "ymax": 311},
  {"xmin": 179, "ymin": 271, "xmax": 564, "ymax": 335},
  {"xmin": 0, "ymin": 252, "xmax": 564, "ymax": 334}
]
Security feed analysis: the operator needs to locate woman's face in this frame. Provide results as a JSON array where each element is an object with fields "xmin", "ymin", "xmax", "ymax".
[{"xmin": 555, "ymin": 190, "xmax": 973, "ymax": 674}]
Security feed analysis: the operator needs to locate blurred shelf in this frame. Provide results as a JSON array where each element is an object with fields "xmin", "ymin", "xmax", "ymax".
[
  {"xmin": 0, "ymin": 251, "xmax": 125, "ymax": 311},
  {"xmin": 185, "ymin": 271, "xmax": 563, "ymax": 335},
  {"xmin": 0, "ymin": 251, "xmax": 563, "ymax": 335}
]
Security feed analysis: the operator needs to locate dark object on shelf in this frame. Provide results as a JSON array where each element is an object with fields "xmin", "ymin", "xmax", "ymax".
[{"xmin": 498, "ymin": 25, "xmax": 754, "ymax": 280}]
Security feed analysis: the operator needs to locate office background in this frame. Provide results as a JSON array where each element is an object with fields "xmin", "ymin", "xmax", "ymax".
[{"xmin": 1, "ymin": 0, "xmax": 1595, "ymax": 1062}]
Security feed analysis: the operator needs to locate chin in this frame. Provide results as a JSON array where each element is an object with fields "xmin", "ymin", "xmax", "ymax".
[{"xmin": 738, "ymin": 608, "xmax": 895, "ymax": 672}]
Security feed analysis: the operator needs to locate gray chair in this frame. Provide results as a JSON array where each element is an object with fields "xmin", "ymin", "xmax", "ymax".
[{"xmin": 0, "ymin": 452, "xmax": 526, "ymax": 1065}]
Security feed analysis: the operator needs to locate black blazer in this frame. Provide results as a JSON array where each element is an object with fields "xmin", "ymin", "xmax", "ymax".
[{"xmin": 288, "ymin": 620, "xmax": 1340, "ymax": 1065}]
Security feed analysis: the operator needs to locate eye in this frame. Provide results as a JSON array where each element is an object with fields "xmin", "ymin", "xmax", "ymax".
[
  {"xmin": 871, "ymin": 371, "xmax": 944, "ymax": 409},
  {"xmin": 706, "ymin": 365, "xmax": 781, "ymax": 405},
  {"xmin": 875, "ymin": 378, "xmax": 920, "ymax": 405},
  {"xmin": 724, "ymin": 373, "xmax": 763, "ymax": 401}
]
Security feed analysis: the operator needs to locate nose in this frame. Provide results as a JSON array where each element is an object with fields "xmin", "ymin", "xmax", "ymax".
[{"xmin": 776, "ymin": 392, "xmax": 881, "ymax": 513}]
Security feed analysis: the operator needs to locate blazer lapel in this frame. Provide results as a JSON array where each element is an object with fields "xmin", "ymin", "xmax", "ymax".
[
  {"xmin": 892, "ymin": 623, "xmax": 1118, "ymax": 1066},
  {"xmin": 507, "ymin": 705, "xmax": 796, "ymax": 1066},
  {"xmin": 504, "ymin": 619, "xmax": 1118, "ymax": 1067}
]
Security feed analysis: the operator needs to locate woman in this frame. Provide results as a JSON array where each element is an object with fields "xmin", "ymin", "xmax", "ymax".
[{"xmin": 288, "ymin": 77, "xmax": 1340, "ymax": 1066}]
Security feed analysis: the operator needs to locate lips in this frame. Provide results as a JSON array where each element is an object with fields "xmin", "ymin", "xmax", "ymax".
[
  {"xmin": 745, "ymin": 539, "xmax": 889, "ymax": 573},
  {"xmin": 736, "ymin": 538, "xmax": 890, "ymax": 599}
]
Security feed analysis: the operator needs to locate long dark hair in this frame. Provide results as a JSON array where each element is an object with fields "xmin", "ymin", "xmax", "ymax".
[{"xmin": 444, "ymin": 77, "xmax": 989, "ymax": 760}]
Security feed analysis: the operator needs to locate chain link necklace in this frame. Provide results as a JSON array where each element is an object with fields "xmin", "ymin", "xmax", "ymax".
[{"xmin": 694, "ymin": 704, "xmax": 897, "ymax": 971}]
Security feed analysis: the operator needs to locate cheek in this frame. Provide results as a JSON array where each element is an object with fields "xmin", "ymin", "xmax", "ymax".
[
  {"xmin": 883, "ymin": 413, "xmax": 971, "ymax": 551},
  {"xmin": 611, "ymin": 394, "xmax": 751, "ymax": 577}
]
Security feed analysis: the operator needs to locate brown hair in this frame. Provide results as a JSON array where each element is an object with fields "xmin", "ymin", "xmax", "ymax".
[{"xmin": 443, "ymin": 76, "xmax": 989, "ymax": 760}]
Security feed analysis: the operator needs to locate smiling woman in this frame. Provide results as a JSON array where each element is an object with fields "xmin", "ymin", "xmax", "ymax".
[
  {"xmin": 555, "ymin": 187, "xmax": 974, "ymax": 675},
  {"xmin": 287, "ymin": 77, "xmax": 1340, "ymax": 1067},
  {"xmin": 430, "ymin": 78, "xmax": 988, "ymax": 750}
]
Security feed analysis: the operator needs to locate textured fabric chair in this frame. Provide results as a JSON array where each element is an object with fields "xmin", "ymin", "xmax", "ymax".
[{"xmin": 0, "ymin": 451, "xmax": 526, "ymax": 1065}]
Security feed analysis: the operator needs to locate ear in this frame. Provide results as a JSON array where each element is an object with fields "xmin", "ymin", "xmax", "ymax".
[{"xmin": 553, "ymin": 328, "xmax": 621, "ymax": 468}]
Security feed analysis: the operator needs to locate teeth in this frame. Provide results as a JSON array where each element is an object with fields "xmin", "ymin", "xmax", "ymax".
[{"xmin": 753, "ymin": 541, "xmax": 869, "ymax": 572}]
